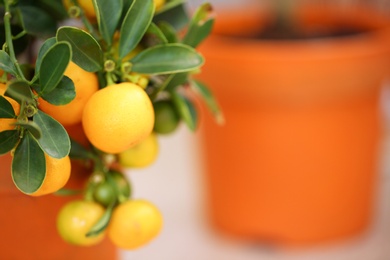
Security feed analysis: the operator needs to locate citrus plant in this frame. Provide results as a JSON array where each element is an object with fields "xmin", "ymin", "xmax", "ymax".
[{"xmin": 0, "ymin": 0, "xmax": 222, "ymax": 250}]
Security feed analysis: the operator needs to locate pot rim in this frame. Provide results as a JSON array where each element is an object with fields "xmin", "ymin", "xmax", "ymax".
[{"xmin": 202, "ymin": 4, "xmax": 390, "ymax": 61}]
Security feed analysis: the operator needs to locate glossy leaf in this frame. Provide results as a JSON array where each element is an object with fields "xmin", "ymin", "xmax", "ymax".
[
  {"xmin": 39, "ymin": 42, "xmax": 71, "ymax": 95},
  {"xmin": 5, "ymin": 80, "xmax": 34, "ymax": 103},
  {"xmin": 182, "ymin": 3, "xmax": 214, "ymax": 48},
  {"xmin": 69, "ymin": 138, "xmax": 93, "ymax": 160},
  {"xmin": 86, "ymin": 201, "xmax": 115, "ymax": 237},
  {"xmin": 15, "ymin": 121, "xmax": 42, "ymax": 140},
  {"xmin": 146, "ymin": 22, "xmax": 168, "ymax": 45},
  {"xmin": 157, "ymin": 21, "xmax": 178, "ymax": 43},
  {"xmin": 35, "ymin": 37, "xmax": 56, "ymax": 74},
  {"xmin": 119, "ymin": 0, "xmax": 134, "ymax": 25},
  {"xmin": 40, "ymin": 76, "xmax": 75, "ymax": 105},
  {"xmin": 33, "ymin": 110, "xmax": 70, "ymax": 158},
  {"xmin": 12, "ymin": 132, "xmax": 46, "ymax": 194},
  {"xmin": 55, "ymin": 188, "xmax": 82, "ymax": 196},
  {"xmin": 131, "ymin": 44, "xmax": 204, "ymax": 74},
  {"xmin": 153, "ymin": 3, "xmax": 189, "ymax": 30},
  {"xmin": 165, "ymin": 72, "xmax": 188, "ymax": 91},
  {"xmin": 57, "ymin": 26, "xmax": 103, "ymax": 72},
  {"xmin": 0, "ymin": 130, "xmax": 19, "ymax": 155},
  {"xmin": 35, "ymin": 0, "xmax": 69, "ymax": 20},
  {"xmin": 0, "ymin": 50, "xmax": 17, "ymax": 75},
  {"xmin": 155, "ymin": 0, "xmax": 186, "ymax": 14},
  {"xmin": 93, "ymin": 0, "xmax": 123, "ymax": 46},
  {"xmin": 19, "ymin": 5, "xmax": 57, "ymax": 38},
  {"xmin": 119, "ymin": 0, "xmax": 154, "ymax": 59},
  {"xmin": 191, "ymin": 80, "xmax": 224, "ymax": 124},
  {"xmin": 0, "ymin": 96, "xmax": 16, "ymax": 118},
  {"xmin": 171, "ymin": 91, "xmax": 198, "ymax": 131}
]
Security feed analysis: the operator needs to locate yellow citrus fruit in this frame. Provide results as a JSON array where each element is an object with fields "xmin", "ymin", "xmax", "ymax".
[
  {"xmin": 82, "ymin": 82, "xmax": 154, "ymax": 154},
  {"xmin": 0, "ymin": 83, "xmax": 20, "ymax": 132},
  {"xmin": 154, "ymin": 0, "xmax": 166, "ymax": 11},
  {"xmin": 63, "ymin": 0, "xmax": 96, "ymax": 20},
  {"xmin": 38, "ymin": 61, "xmax": 99, "ymax": 126},
  {"xmin": 108, "ymin": 199, "xmax": 163, "ymax": 249},
  {"xmin": 118, "ymin": 133, "xmax": 159, "ymax": 168},
  {"xmin": 57, "ymin": 200, "xmax": 105, "ymax": 246},
  {"xmin": 30, "ymin": 154, "xmax": 71, "ymax": 196}
]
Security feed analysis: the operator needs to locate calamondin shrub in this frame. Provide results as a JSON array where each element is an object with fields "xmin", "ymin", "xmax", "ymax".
[{"xmin": 0, "ymin": 0, "xmax": 222, "ymax": 249}]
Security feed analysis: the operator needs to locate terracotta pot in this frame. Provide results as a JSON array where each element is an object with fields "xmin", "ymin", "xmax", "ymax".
[
  {"xmin": 197, "ymin": 4, "xmax": 390, "ymax": 246},
  {"xmin": 0, "ymin": 154, "xmax": 118, "ymax": 259}
]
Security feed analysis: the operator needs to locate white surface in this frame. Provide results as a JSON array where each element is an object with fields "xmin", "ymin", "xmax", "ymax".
[{"xmin": 119, "ymin": 123, "xmax": 390, "ymax": 260}]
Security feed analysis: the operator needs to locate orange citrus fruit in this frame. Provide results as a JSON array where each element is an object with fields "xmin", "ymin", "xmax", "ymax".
[
  {"xmin": 82, "ymin": 82, "xmax": 154, "ymax": 154},
  {"xmin": 118, "ymin": 133, "xmax": 159, "ymax": 168},
  {"xmin": 108, "ymin": 199, "xmax": 163, "ymax": 249},
  {"xmin": 38, "ymin": 61, "xmax": 99, "ymax": 126},
  {"xmin": 57, "ymin": 200, "xmax": 105, "ymax": 246},
  {"xmin": 63, "ymin": 0, "xmax": 96, "ymax": 20},
  {"xmin": 0, "ymin": 83, "xmax": 20, "ymax": 132},
  {"xmin": 29, "ymin": 154, "xmax": 71, "ymax": 196}
]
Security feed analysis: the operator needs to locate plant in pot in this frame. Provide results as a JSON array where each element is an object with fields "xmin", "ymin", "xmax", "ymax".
[
  {"xmin": 197, "ymin": 0, "xmax": 390, "ymax": 247},
  {"xmin": 0, "ymin": 0, "xmax": 220, "ymax": 258}
]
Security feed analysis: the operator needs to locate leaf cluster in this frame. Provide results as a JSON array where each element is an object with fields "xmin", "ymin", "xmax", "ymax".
[{"xmin": 0, "ymin": 0, "xmax": 222, "ymax": 198}]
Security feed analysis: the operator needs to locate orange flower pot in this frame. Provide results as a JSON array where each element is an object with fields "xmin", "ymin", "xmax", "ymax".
[
  {"xmin": 0, "ymin": 154, "xmax": 117, "ymax": 259},
  {"xmin": 197, "ymin": 4, "xmax": 390, "ymax": 246}
]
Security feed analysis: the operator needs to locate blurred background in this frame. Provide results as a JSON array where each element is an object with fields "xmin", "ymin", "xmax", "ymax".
[{"xmin": 122, "ymin": 0, "xmax": 390, "ymax": 259}]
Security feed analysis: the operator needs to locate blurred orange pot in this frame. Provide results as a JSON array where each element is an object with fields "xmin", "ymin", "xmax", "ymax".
[
  {"xmin": 198, "ymin": 4, "xmax": 390, "ymax": 246},
  {"xmin": 0, "ymin": 154, "xmax": 117, "ymax": 259}
]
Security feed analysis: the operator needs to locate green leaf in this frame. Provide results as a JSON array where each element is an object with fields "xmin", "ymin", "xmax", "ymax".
[
  {"xmin": 69, "ymin": 138, "xmax": 93, "ymax": 160},
  {"xmin": 165, "ymin": 72, "xmax": 188, "ymax": 90},
  {"xmin": 12, "ymin": 132, "xmax": 46, "ymax": 194},
  {"xmin": 55, "ymin": 188, "xmax": 82, "ymax": 196},
  {"xmin": 155, "ymin": 0, "xmax": 186, "ymax": 15},
  {"xmin": 0, "ymin": 96, "xmax": 16, "ymax": 118},
  {"xmin": 35, "ymin": 0, "xmax": 69, "ymax": 20},
  {"xmin": 39, "ymin": 42, "xmax": 71, "ymax": 95},
  {"xmin": 146, "ymin": 22, "xmax": 168, "ymax": 44},
  {"xmin": 93, "ymin": 0, "xmax": 123, "ymax": 46},
  {"xmin": 57, "ymin": 26, "xmax": 104, "ymax": 72},
  {"xmin": 157, "ymin": 21, "xmax": 178, "ymax": 43},
  {"xmin": 5, "ymin": 80, "xmax": 34, "ymax": 103},
  {"xmin": 131, "ymin": 43, "xmax": 204, "ymax": 75},
  {"xmin": 171, "ymin": 91, "xmax": 198, "ymax": 131},
  {"xmin": 40, "ymin": 76, "xmax": 75, "ymax": 105},
  {"xmin": 15, "ymin": 121, "xmax": 42, "ymax": 140},
  {"xmin": 0, "ymin": 130, "xmax": 19, "ymax": 155},
  {"xmin": 153, "ymin": 3, "xmax": 189, "ymax": 30},
  {"xmin": 19, "ymin": 5, "xmax": 57, "ymax": 38},
  {"xmin": 191, "ymin": 80, "xmax": 224, "ymax": 124},
  {"xmin": 0, "ymin": 50, "xmax": 17, "ymax": 75},
  {"xmin": 35, "ymin": 37, "xmax": 56, "ymax": 74},
  {"xmin": 86, "ymin": 202, "xmax": 115, "ymax": 237},
  {"xmin": 33, "ymin": 110, "xmax": 70, "ymax": 159},
  {"xmin": 182, "ymin": 3, "xmax": 214, "ymax": 48},
  {"xmin": 119, "ymin": 0, "xmax": 154, "ymax": 59}
]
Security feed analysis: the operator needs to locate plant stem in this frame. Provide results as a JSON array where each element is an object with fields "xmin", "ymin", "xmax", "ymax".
[
  {"xmin": 69, "ymin": 0, "xmax": 101, "ymax": 42},
  {"xmin": 3, "ymin": 1, "xmax": 27, "ymax": 81}
]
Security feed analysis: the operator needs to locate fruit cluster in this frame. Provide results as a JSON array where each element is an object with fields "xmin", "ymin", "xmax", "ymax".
[{"xmin": 0, "ymin": 0, "xmax": 221, "ymax": 250}]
